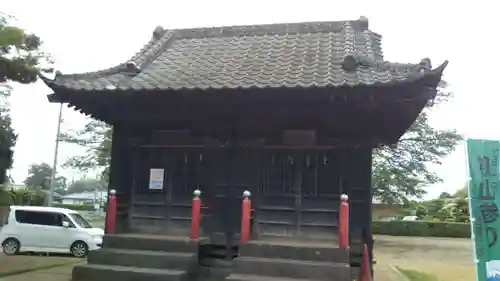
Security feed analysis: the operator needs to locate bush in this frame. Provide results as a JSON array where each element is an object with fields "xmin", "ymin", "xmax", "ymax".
[
  {"xmin": 53, "ymin": 203, "xmax": 95, "ymax": 211},
  {"xmin": 0, "ymin": 189, "xmax": 46, "ymax": 206},
  {"xmin": 0, "ymin": 190, "xmax": 14, "ymax": 206},
  {"xmin": 372, "ymin": 220, "xmax": 470, "ymax": 238}
]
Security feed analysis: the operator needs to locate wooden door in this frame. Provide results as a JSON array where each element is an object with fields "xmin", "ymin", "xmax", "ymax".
[
  {"xmin": 256, "ymin": 151, "xmax": 300, "ymax": 237},
  {"xmin": 256, "ymin": 150, "xmax": 342, "ymax": 238},
  {"xmin": 202, "ymin": 146, "xmax": 254, "ymax": 243},
  {"xmin": 168, "ymin": 148, "xmax": 205, "ymax": 233}
]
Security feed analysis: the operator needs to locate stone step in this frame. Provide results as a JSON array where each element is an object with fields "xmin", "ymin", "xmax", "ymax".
[
  {"xmin": 227, "ymin": 273, "xmax": 318, "ymax": 281},
  {"xmin": 233, "ymin": 257, "xmax": 350, "ymax": 281},
  {"xmin": 351, "ymin": 266, "xmax": 360, "ymax": 281},
  {"xmin": 240, "ymin": 241, "xmax": 349, "ymax": 263},
  {"xmin": 88, "ymin": 248, "xmax": 196, "ymax": 270},
  {"xmin": 72, "ymin": 264, "xmax": 185, "ymax": 281},
  {"xmin": 102, "ymin": 234, "xmax": 198, "ymax": 253}
]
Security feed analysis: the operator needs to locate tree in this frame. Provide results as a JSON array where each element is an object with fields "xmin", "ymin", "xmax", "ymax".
[
  {"xmin": 372, "ymin": 81, "xmax": 463, "ymax": 204},
  {"xmin": 60, "ymin": 119, "xmax": 111, "ymax": 178},
  {"xmin": 453, "ymin": 185, "xmax": 468, "ymax": 198},
  {"xmin": 454, "ymin": 197, "xmax": 469, "ymax": 222},
  {"xmin": 415, "ymin": 204, "xmax": 428, "ymax": 220},
  {"xmin": 67, "ymin": 178, "xmax": 105, "ymax": 194},
  {"xmin": 0, "ymin": 13, "xmax": 52, "ymax": 186},
  {"xmin": 419, "ymin": 197, "xmax": 470, "ymax": 222},
  {"xmin": 439, "ymin": 192, "xmax": 453, "ymax": 199},
  {"xmin": 23, "ymin": 162, "xmax": 66, "ymax": 190}
]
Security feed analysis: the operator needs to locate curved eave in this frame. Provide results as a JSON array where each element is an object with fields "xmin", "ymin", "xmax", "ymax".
[{"xmin": 41, "ymin": 60, "xmax": 448, "ymax": 103}]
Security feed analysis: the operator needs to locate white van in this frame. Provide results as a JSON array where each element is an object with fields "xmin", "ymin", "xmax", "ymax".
[{"xmin": 0, "ymin": 206, "xmax": 104, "ymax": 257}]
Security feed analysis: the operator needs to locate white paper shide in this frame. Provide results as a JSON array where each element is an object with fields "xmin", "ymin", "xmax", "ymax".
[{"xmin": 149, "ymin": 168, "xmax": 164, "ymax": 190}]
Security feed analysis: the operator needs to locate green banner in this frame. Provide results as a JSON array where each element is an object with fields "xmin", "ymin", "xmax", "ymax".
[{"xmin": 466, "ymin": 139, "xmax": 500, "ymax": 281}]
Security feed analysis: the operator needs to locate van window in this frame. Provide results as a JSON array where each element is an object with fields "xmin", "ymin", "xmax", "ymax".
[
  {"xmin": 60, "ymin": 213, "xmax": 76, "ymax": 228},
  {"xmin": 68, "ymin": 213, "xmax": 92, "ymax": 228},
  {"xmin": 15, "ymin": 210, "xmax": 61, "ymax": 226}
]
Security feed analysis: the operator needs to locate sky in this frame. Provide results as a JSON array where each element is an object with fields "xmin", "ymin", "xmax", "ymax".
[{"xmin": 2, "ymin": 0, "xmax": 498, "ymax": 199}]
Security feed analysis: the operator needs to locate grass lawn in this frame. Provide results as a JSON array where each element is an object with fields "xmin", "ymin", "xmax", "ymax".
[
  {"xmin": 0, "ymin": 253, "xmax": 80, "ymax": 277},
  {"xmin": 398, "ymin": 268, "xmax": 439, "ymax": 281},
  {"xmin": 396, "ymin": 262, "xmax": 473, "ymax": 281}
]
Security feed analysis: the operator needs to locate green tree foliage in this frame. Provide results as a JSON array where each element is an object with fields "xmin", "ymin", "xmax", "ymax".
[
  {"xmin": 0, "ymin": 91, "xmax": 15, "ymax": 186},
  {"xmin": 23, "ymin": 162, "xmax": 66, "ymax": 190},
  {"xmin": 372, "ymin": 82, "xmax": 463, "ymax": 204},
  {"xmin": 439, "ymin": 192, "xmax": 453, "ymax": 199},
  {"xmin": 0, "ymin": 13, "xmax": 52, "ymax": 186},
  {"xmin": 0, "ymin": 189, "xmax": 46, "ymax": 206},
  {"xmin": 415, "ymin": 205, "xmax": 428, "ymax": 219},
  {"xmin": 66, "ymin": 178, "xmax": 105, "ymax": 194},
  {"xmin": 60, "ymin": 120, "xmax": 111, "ymax": 180},
  {"xmin": 413, "ymin": 197, "xmax": 470, "ymax": 222},
  {"xmin": 453, "ymin": 185, "xmax": 468, "ymax": 198},
  {"xmin": 454, "ymin": 198, "xmax": 469, "ymax": 222}
]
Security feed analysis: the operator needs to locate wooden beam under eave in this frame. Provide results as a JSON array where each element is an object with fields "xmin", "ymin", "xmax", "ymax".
[
  {"xmin": 66, "ymin": 94, "xmax": 115, "ymax": 123},
  {"xmin": 46, "ymin": 93, "xmax": 62, "ymax": 103},
  {"xmin": 69, "ymin": 100, "xmax": 104, "ymax": 122}
]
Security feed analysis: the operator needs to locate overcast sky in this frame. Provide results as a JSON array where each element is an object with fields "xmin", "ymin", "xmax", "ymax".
[{"xmin": 2, "ymin": 0, "xmax": 497, "ymax": 198}]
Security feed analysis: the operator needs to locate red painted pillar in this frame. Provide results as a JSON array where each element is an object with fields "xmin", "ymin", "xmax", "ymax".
[
  {"xmin": 339, "ymin": 193, "xmax": 349, "ymax": 249},
  {"xmin": 240, "ymin": 190, "xmax": 252, "ymax": 243},
  {"xmin": 106, "ymin": 189, "xmax": 117, "ymax": 234},
  {"xmin": 358, "ymin": 244, "xmax": 373, "ymax": 281},
  {"xmin": 190, "ymin": 189, "xmax": 201, "ymax": 240}
]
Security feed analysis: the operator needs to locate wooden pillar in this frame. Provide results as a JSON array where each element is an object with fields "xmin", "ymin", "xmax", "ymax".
[
  {"xmin": 106, "ymin": 125, "xmax": 131, "ymax": 233},
  {"xmin": 361, "ymin": 146, "xmax": 374, "ymax": 275},
  {"xmin": 293, "ymin": 152, "xmax": 303, "ymax": 236},
  {"xmin": 226, "ymin": 137, "xmax": 237, "ymax": 259},
  {"xmin": 249, "ymin": 144, "xmax": 261, "ymax": 239}
]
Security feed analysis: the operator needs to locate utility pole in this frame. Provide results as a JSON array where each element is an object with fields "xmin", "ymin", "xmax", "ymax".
[{"xmin": 48, "ymin": 103, "xmax": 63, "ymax": 206}]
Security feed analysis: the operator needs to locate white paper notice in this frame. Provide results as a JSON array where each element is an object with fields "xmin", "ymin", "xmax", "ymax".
[{"xmin": 149, "ymin": 168, "xmax": 164, "ymax": 190}]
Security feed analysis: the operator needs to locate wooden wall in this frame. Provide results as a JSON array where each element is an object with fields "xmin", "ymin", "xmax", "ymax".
[{"xmin": 107, "ymin": 129, "xmax": 373, "ymax": 246}]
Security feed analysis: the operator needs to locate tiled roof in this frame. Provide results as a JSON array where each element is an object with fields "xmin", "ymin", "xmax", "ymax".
[{"xmin": 41, "ymin": 17, "xmax": 447, "ymax": 92}]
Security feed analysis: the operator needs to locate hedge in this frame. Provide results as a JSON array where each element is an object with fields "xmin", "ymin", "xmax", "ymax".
[
  {"xmin": 53, "ymin": 203, "xmax": 96, "ymax": 211},
  {"xmin": 372, "ymin": 220, "xmax": 471, "ymax": 238},
  {"xmin": 0, "ymin": 189, "xmax": 46, "ymax": 206}
]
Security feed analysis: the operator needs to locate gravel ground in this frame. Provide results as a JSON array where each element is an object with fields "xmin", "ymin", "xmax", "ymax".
[{"xmin": 375, "ymin": 235, "xmax": 474, "ymax": 281}]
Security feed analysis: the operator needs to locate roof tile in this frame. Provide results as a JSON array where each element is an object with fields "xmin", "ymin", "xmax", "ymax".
[{"xmin": 42, "ymin": 18, "xmax": 446, "ymax": 92}]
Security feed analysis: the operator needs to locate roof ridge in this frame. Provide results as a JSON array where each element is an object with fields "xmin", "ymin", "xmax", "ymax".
[{"xmin": 171, "ymin": 17, "xmax": 370, "ymax": 40}]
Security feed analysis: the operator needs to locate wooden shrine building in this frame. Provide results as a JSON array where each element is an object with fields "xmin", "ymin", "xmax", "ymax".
[{"xmin": 41, "ymin": 17, "xmax": 447, "ymax": 281}]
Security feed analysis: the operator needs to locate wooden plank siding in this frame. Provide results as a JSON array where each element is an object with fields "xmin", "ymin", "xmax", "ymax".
[{"xmin": 108, "ymin": 129, "xmax": 372, "ymax": 254}]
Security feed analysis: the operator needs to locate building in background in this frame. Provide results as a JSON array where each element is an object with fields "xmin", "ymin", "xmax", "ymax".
[
  {"xmin": 60, "ymin": 191, "xmax": 107, "ymax": 205},
  {"xmin": 8, "ymin": 184, "xmax": 26, "ymax": 190}
]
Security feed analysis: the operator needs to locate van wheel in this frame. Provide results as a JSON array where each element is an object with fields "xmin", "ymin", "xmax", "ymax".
[
  {"xmin": 2, "ymin": 238, "xmax": 20, "ymax": 255},
  {"xmin": 70, "ymin": 241, "xmax": 88, "ymax": 258}
]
